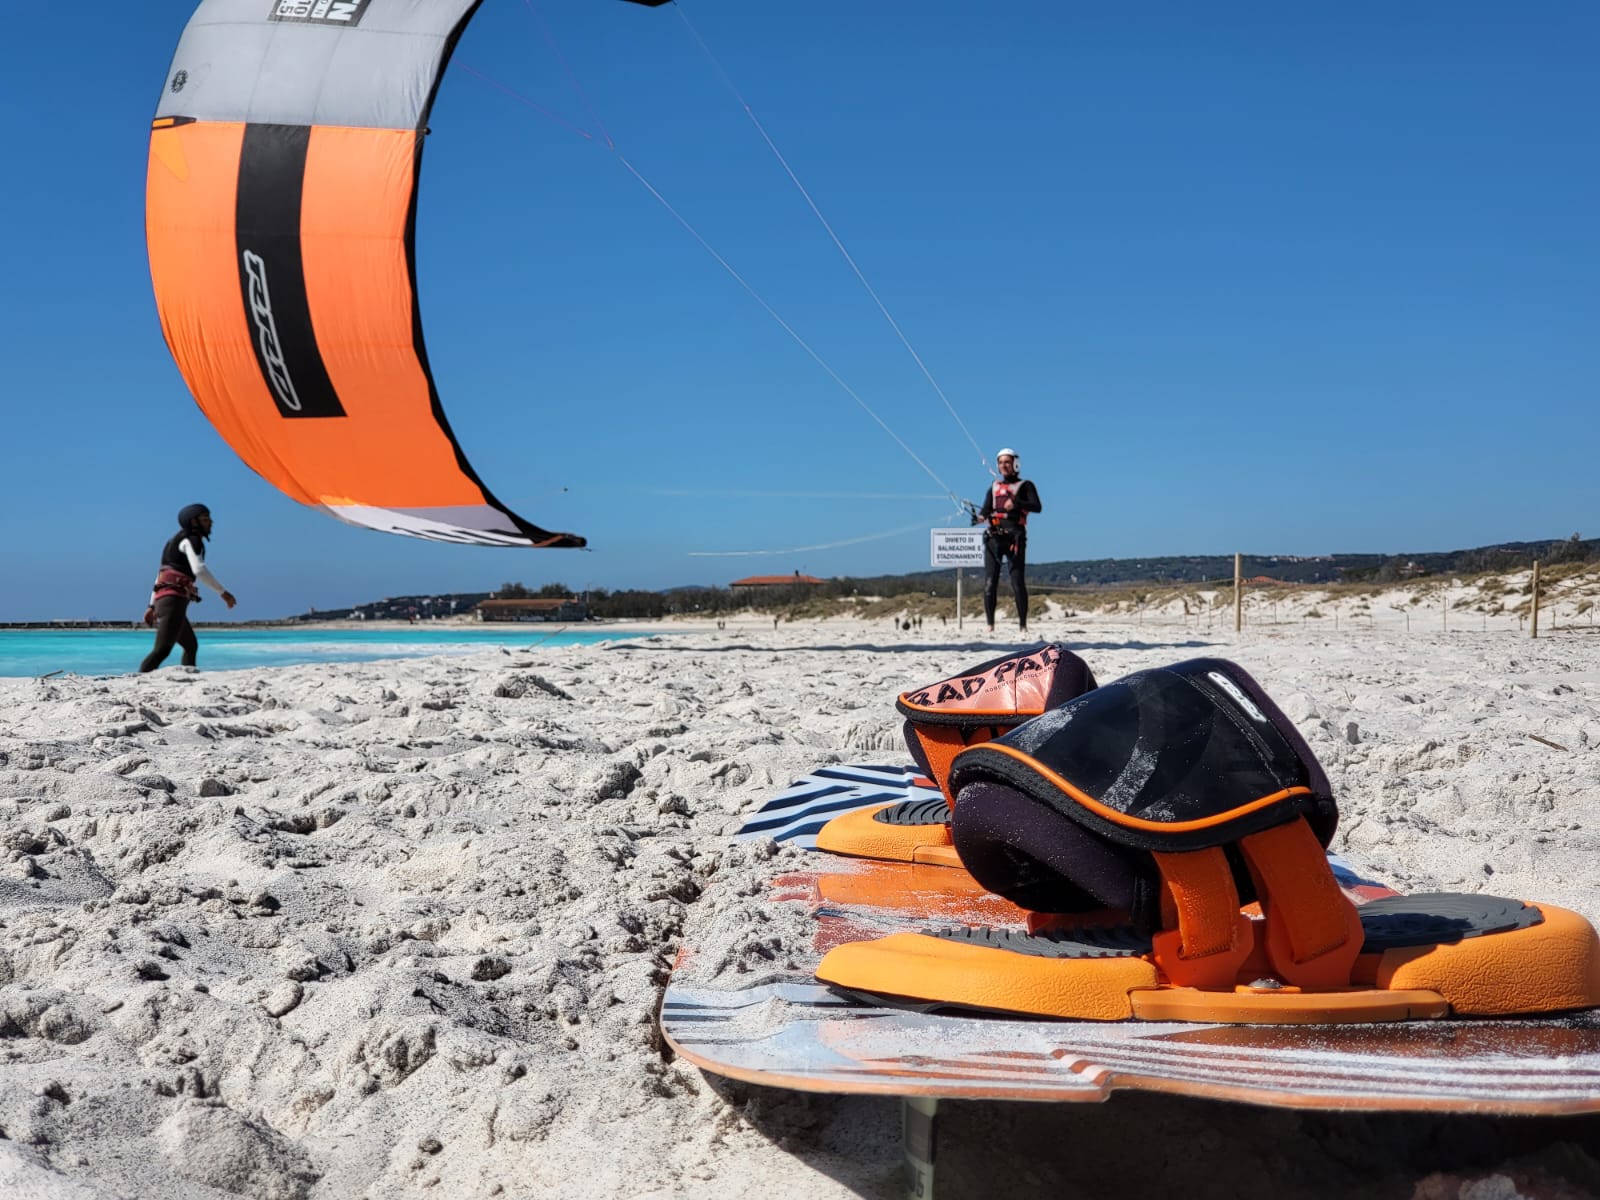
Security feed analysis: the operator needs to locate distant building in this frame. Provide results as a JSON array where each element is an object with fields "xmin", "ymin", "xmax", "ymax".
[
  {"xmin": 730, "ymin": 572, "xmax": 826, "ymax": 593},
  {"xmin": 475, "ymin": 598, "xmax": 590, "ymax": 622}
]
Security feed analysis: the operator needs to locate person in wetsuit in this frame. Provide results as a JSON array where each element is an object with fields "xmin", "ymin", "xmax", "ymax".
[
  {"xmin": 139, "ymin": 504, "xmax": 237, "ymax": 673},
  {"xmin": 974, "ymin": 448, "xmax": 1041, "ymax": 632}
]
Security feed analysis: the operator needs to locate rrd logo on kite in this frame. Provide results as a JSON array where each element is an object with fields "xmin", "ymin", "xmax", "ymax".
[
  {"xmin": 241, "ymin": 250, "xmax": 302, "ymax": 415},
  {"xmin": 268, "ymin": 0, "xmax": 371, "ymax": 26},
  {"xmin": 904, "ymin": 644, "xmax": 1061, "ymax": 708}
]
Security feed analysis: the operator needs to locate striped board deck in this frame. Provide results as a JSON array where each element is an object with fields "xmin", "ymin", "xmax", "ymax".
[
  {"xmin": 732, "ymin": 762, "xmax": 942, "ymax": 850},
  {"xmin": 662, "ymin": 763, "xmax": 1600, "ymax": 1113},
  {"xmin": 662, "ymin": 979, "xmax": 1600, "ymax": 1112}
]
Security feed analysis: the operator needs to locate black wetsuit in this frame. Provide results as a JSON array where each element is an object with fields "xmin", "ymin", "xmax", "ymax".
[
  {"xmin": 142, "ymin": 594, "xmax": 199, "ymax": 673},
  {"xmin": 977, "ymin": 475, "xmax": 1041, "ymax": 629}
]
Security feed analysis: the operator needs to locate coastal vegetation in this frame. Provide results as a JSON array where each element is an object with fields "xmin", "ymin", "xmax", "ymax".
[{"xmin": 288, "ymin": 534, "xmax": 1597, "ymax": 624}]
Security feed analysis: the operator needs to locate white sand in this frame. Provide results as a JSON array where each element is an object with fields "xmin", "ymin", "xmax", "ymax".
[{"xmin": 1, "ymin": 609, "xmax": 1597, "ymax": 1199}]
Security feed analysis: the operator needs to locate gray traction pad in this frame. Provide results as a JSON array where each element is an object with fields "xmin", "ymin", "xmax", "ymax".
[
  {"xmin": 928, "ymin": 894, "xmax": 1544, "ymax": 959},
  {"xmin": 870, "ymin": 797, "xmax": 951, "ymax": 827},
  {"xmin": 930, "ymin": 924, "xmax": 1151, "ymax": 958},
  {"xmin": 1354, "ymin": 893, "xmax": 1542, "ymax": 951}
]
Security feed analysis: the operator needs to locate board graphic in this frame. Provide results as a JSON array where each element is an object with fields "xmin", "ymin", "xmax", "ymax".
[{"xmin": 734, "ymin": 763, "xmax": 942, "ymax": 850}]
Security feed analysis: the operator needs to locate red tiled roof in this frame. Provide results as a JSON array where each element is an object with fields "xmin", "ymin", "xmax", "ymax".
[
  {"xmin": 730, "ymin": 574, "xmax": 826, "ymax": 587},
  {"xmin": 477, "ymin": 598, "xmax": 575, "ymax": 610}
]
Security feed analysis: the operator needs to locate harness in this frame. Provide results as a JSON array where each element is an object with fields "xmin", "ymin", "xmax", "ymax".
[
  {"xmin": 986, "ymin": 478, "xmax": 1028, "ymax": 557},
  {"xmin": 989, "ymin": 479, "xmax": 1028, "ymax": 529},
  {"xmin": 151, "ymin": 565, "xmax": 200, "ymax": 604}
]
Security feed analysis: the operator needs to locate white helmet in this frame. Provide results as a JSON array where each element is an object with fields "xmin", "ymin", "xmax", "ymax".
[{"xmin": 996, "ymin": 447, "xmax": 1018, "ymax": 464}]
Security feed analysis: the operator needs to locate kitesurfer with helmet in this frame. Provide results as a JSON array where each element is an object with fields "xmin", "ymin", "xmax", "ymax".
[
  {"xmin": 139, "ymin": 504, "xmax": 237, "ymax": 673},
  {"xmin": 972, "ymin": 448, "xmax": 1040, "ymax": 632}
]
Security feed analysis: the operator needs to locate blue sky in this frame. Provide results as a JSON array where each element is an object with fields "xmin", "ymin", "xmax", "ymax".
[{"xmin": 2, "ymin": 1, "xmax": 1595, "ymax": 622}]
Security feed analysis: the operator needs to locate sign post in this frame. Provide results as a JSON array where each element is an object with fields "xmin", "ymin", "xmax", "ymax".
[{"xmin": 931, "ymin": 528, "xmax": 986, "ymax": 630}]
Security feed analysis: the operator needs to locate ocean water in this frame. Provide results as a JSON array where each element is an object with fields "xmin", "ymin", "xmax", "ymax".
[{"xmin": 0, "ymin": 626, "xmax": 655, "ymax": 679}]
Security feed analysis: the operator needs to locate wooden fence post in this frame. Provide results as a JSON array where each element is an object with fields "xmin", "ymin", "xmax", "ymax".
[
  {"xmin": 1530, "ymin": 560, "xmax": 1541, "ymax": 639},
  {"xmin": 1234, "ymin": 554, "xmax": 1242, "ymax": 632}
]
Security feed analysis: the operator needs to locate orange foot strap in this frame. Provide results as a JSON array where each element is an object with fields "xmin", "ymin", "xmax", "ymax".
[
  {"xmin": 1240, "ymin": 820, "xmax": 1364, "ymax": 990},
  {"xmin": 1148, "ymin": 847, "xmax": 1257, "ymax": 989}
]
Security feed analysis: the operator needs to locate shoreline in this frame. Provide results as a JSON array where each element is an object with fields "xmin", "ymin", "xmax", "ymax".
[{"xmin": 1, "ymin": 617, "xmax": 726, "ymax": 634}]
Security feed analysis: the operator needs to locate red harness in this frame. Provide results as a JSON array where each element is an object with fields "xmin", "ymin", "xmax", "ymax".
[
  {"xmin": 990, "ymin": 479, "xmax": 1028, "ymax": 528},
  {"xmin": 151, "ymin": 566, "xmax": 200, "ymax": 603}
]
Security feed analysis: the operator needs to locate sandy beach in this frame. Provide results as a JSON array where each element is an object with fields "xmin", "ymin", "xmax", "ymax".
[{"xmin": 2, "ymin": 604, "xmax": 1598, "ymax": 1199}]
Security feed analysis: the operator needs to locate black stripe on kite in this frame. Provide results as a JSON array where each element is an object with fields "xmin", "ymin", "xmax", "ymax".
[{"xmin": 236, "ymin": 123, "xmax": 344, "ymax": 420}]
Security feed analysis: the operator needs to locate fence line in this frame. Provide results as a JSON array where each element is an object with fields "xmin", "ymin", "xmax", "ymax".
[{"xmin": 1033, "ymin": 555, "xmax": 1596, "ymax": 639}]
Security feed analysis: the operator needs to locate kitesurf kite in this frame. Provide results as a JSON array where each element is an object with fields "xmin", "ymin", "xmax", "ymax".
[{"xmin": 146, "ymin": 0, "xmax": 667, "ymax": 548}]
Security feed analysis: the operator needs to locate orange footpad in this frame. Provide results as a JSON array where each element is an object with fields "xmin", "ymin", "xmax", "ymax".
[
  {"xmin": 814, "ymin": 800, "xmax": 961, "ymax": 867},
  {"xmin": 816, "ymin": 897, "xmax": 1600, "ymax": 1024}
]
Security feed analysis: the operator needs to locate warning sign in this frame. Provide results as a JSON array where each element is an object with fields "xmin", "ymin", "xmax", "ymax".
[{"xmin": 930, "ymin": 527, "xmax": 985, "ymax": 568}]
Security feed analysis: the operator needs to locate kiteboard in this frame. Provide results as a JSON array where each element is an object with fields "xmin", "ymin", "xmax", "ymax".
[{"xmin": 666, "ymin": 762, "xmax": 1600, "ymax": 1113}]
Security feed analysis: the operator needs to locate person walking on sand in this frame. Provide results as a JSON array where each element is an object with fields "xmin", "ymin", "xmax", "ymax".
[
  {"xmin": 973, "ymin": 448, "xmax": 1041, "ymax": 632},
  {"xmin": 140, "ymin": 504, "xmax": 237, "ymax": 673}
]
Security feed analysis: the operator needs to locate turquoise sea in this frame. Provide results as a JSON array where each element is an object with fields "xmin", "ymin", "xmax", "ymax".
[{"xmin": 0, "ymin": 626, "xmax": 651, "ymax": 679}]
